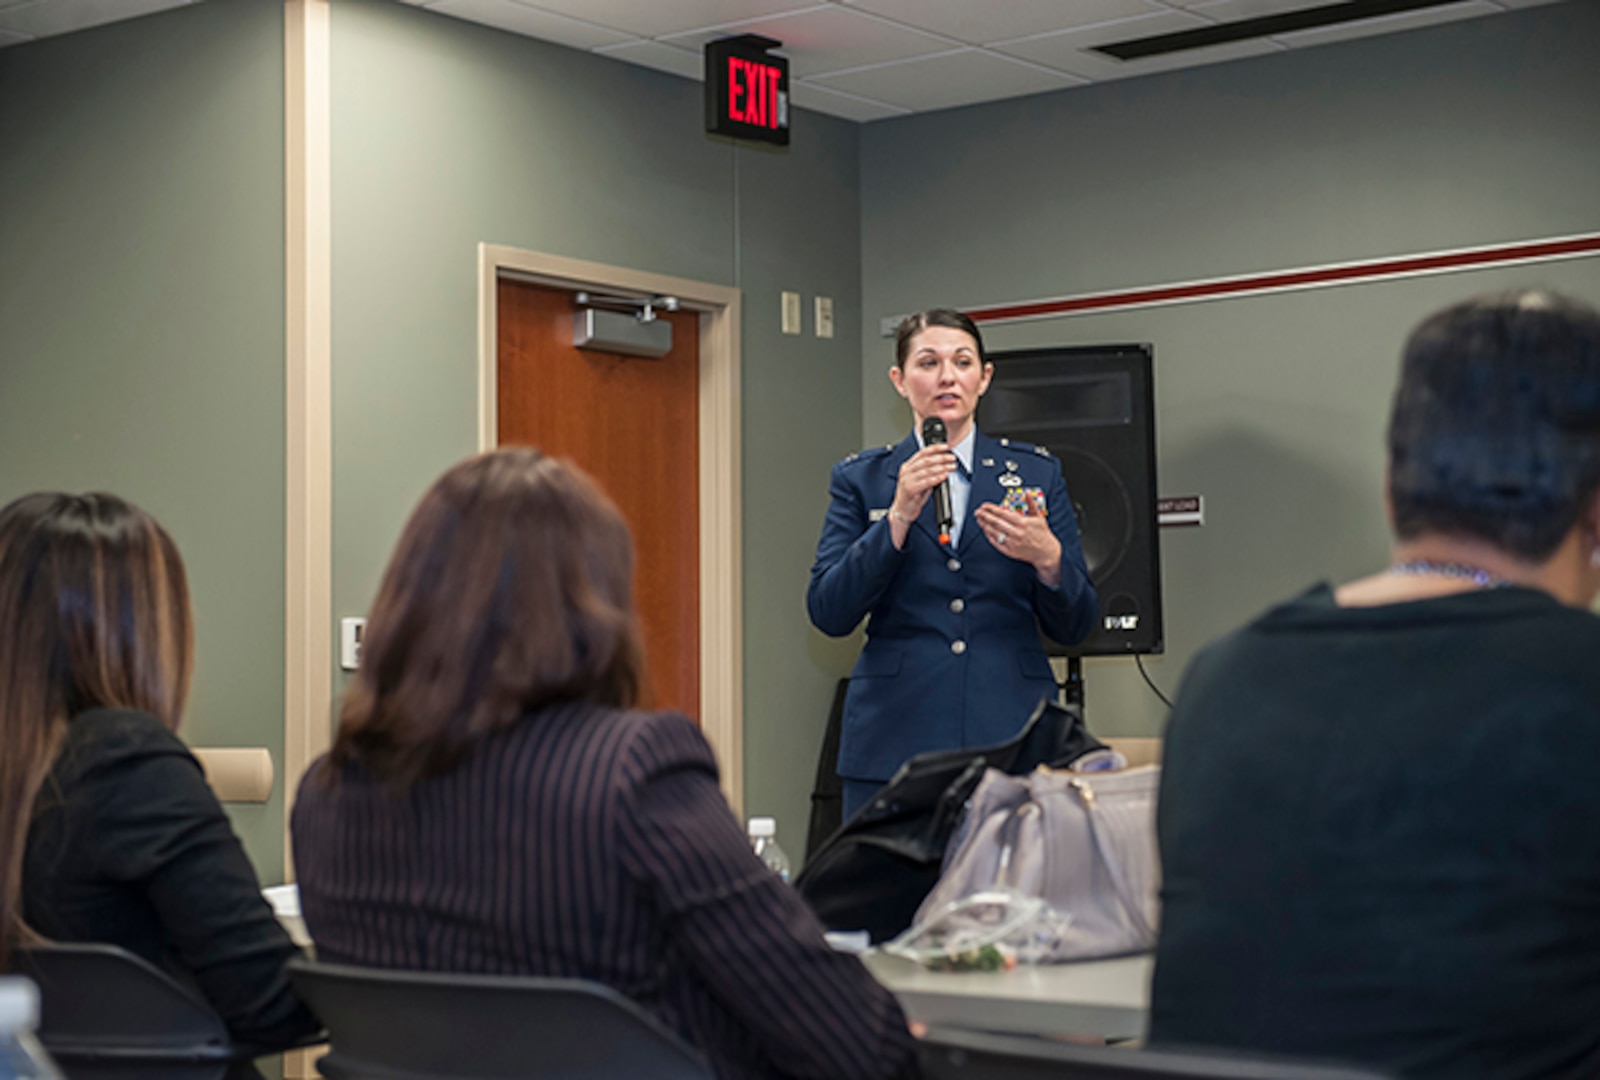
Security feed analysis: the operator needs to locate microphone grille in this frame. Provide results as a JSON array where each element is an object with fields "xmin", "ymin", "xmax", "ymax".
[{"xmin": 921, "ymin": 416, "xmax": 948, "ymax": 445}]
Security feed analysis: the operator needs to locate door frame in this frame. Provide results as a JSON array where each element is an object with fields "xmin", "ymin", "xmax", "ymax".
[{"xmin": 476, "ymin": 243, "xmax": 745, "ymax": 811}]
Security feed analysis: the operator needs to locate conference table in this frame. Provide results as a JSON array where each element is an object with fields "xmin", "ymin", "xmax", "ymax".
[
  {"xmin": 863, "ymin": 948, "xmax": 1153, "ymax": 1042},
  {"xmin": 270, "ymin": 885, "xmax": 1152, "ymax": 1043}
]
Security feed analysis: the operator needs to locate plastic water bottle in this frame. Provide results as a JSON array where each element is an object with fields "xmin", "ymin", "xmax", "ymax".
[
  {"xmin": 747, "ymin": 816, "xmax": 792, "ymax": 883},
  {"xmin": 0, "ymin": 978, "xmax": 64, "ymax": 1080}
]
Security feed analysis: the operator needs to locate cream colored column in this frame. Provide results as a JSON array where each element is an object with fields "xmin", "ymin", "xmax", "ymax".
[
  {"xmin": 283, "ymin": 0, "xmax": 332, "ymax": 882},
  {"xmin": 284, "ymin": 1, "xmax": 332, "ymax": 1075}
]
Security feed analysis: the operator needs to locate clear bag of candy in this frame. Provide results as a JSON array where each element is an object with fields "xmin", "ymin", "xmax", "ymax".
[{"xmin": 880, "ymin": 889, "xmax": 1073, "ymax": 971}]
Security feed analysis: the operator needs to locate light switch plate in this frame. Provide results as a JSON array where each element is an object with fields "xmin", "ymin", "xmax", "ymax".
[
  {"xmin": 815, "ymin": 296, "xmax": 834, "ymax": 339},
  {"xmin": 340, "ymin": 617, "xmax": 366, "ymax": 670},
  {"xmin": 781, "ymin": 291, "xmax": 801, "ymax": 335}
]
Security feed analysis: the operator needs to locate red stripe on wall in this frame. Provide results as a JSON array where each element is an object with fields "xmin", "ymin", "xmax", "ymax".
[{"xmin": 963, "ymin": 233, "xmax": 1600, "ymax": 325}]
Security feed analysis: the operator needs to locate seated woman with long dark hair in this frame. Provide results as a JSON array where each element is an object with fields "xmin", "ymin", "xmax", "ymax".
[
  {"xmin": 1150, "ymin": 290, "xmax": 1600, "ymax": 1079},
  {"xmin": 0, "ymin": 492, "xmax": 318, "ymax": 1049},
  {"xmin": 291, "ymin": 448, "xmax": 917, "ymax": 1080}
]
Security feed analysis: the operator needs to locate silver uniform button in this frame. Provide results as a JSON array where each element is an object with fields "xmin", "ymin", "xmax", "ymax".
[
  {"xmin": 946, "ymin": 557, "xmax": 961, "ymax": 572},
  {"xmin": 950, "ymin": 640, "xmax": 967, "ymax": 655},
  {"xmin": 950, "ymin": 598, "xmax": 965, "ymax": 613}
]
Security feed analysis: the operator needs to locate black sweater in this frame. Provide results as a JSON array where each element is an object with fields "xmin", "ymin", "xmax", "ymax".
[
  {"xmin": 25, "ymin": 708, "xmax": 319, "ymax": 1049},
  {"xmin": 1151, "ymin": 585, "xmax": 1600, "ymax": 1079}
]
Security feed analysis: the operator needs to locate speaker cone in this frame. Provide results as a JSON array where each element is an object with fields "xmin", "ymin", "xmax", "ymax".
[{"xmin": 1055, "ymin": 447, "xmax": 1133, "ymax": 583}]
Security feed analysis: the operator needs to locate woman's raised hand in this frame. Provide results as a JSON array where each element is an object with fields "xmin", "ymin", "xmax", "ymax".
[
  {"xmin": 888, "ymin": 445, "xmax": 957, "ymax": 547},
  {"xmin": 975, "ymin": 502, "xmax": 1062, "ymax": 585}
]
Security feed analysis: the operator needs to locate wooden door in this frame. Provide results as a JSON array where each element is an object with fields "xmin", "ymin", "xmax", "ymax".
[{"xmin": 497, "ymin": 280, "xmax": 700, "ymax": 718}]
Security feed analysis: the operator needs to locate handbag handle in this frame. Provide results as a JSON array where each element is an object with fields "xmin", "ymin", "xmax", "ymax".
[
  {"xmin": 1068, "ymin": 777, "xmax": 1155, "ymax": 943},
  {"xmin": 990, "ymin": 800, "xmax": 1039, "ymax": 891}
]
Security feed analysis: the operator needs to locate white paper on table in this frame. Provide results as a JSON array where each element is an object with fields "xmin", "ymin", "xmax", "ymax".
[{"xmin": 263, "ymin": 883, "xmax": 301, "ymax": 918}]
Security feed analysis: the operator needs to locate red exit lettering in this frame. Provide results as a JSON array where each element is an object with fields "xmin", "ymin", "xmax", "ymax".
[
  {"xmin": 765, "ymin": 64, "xmax": 781, "ymax": 128},
  {"xmin": 728, "ymin": 56, "xmax": 747, "ymax": 123},
  {"xmin": 727, "ymin": 57, "xmax": 780, "ymax": 128}
]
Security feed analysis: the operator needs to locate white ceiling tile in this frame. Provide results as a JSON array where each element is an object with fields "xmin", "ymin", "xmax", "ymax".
[
  {"xmin": 661, "ymin": 5, "xmax": 954, "ymax": 78},
  {"xmin": 1273, "ymin": 0, "xmax": 1502, "ymax": 48},
  {"xmin": 1181, "ymin": 0, "xmax": 1331, "ymax": 18},
  {"xmin": 988, "ymin": 10, "xmax": 1201, "ymax": 73},
  {"xmin": 593, "ymin": 38, "xmax": 705, "ymax": 80},
  {"xmin": 789, "ymin": 79, "xmax": 911, "ymax": 121},
  {"xmin": 502, "ymin": 0, "xmax": 822, "ymax": 39},
  {"xmin": 422, "ymin": 0, "xmax": 639, "ymax": 50},
  {"xmin": 1, "ymin": 0, "xmax": 1554, "ymax": 116},
  {"xmin": 990, "ymin": 10, "xmax": 1284, "ymax": 81},
  {"xmin": 810, "ymin": 47, "xmax": 1080, "ymax": 113},
  {"xmin": 0, "ymin": 0, "xmax": 189, "ymax": 37},
  {"xmin": 846, "ymin": 0, "xmax": 1165, "ymax": 47}
]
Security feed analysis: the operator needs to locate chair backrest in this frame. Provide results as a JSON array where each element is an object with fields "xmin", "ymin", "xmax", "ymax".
[
  {"xmin": 805, "ymin": 676, "xmax": 850, "ymax": 864},
  {"xmin": 288, "ymin": 958, "xmax": 714, "ymax": 1080},
  {"xmin": 920, "ymin": 1027, "xmax": 1395, "ymax": 1080},
  {"xmin": 9, "ymin": 943, "xmax": 238, "ymax": 1080}
]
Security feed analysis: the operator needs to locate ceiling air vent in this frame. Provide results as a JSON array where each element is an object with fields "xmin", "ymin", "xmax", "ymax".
[{"xmin": 1092, "ymin": 0, "xmax": 1465, "ymax": 61}]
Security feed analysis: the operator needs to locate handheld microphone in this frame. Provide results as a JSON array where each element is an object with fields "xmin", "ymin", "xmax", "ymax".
[{"xmin": 922, "ymin": 416, "xmax": 955, "ymax": 547}]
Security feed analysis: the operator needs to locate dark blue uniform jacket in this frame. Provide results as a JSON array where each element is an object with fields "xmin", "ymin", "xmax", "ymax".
[{"xmin": 807, "ymin": 428, "xmax": 1097, "ymax": 782}]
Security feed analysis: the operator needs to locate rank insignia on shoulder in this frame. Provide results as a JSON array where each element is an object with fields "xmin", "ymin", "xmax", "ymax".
[
  {"xmin": 1034, "ymin": 444, "xmax": 1051, "ymax": 457},
  {"xmin": 844, "ymin": 445, "xmax": 892, "ymax": 466}
]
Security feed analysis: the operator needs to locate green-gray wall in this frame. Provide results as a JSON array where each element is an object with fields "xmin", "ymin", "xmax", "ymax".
[
  {"xmin": 327, "ymin": 0, "xmax": 863, "ymax": 844},
  {"xmin": 5, "ymin": 0, "xmax": 1599, "ymax": 878},
  {"xmin": 1, "ymin": 0, "xmax": 862, "ymax": 874},
  {"xmin": 857, "ymin": 1, "xmax": 1600, "ymax": 742},
  {"xmin": 0, "ymin": 0, "xmax": 290, "ymax": 876}
]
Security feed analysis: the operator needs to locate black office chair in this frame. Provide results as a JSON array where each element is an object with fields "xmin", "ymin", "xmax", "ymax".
[
  {"xmin": 288, "ymin": 957, "xmax": 714, "ymax": 1080},
  {"xmin": 10, "ymin": 942, "xmax": 274, "ymax": 1080},
  {"xmin": 804, "ymin": 676, "xmax": 849, "ymax": 864},
  {"xmin": 920, "ymin": 1026, "xmax": 1395, "ymax": 1080}
]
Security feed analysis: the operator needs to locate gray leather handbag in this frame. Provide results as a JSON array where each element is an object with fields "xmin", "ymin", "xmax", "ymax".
[{"xmin": 913, "ymin": 763, "xmax": 1162, "ymax": 961}]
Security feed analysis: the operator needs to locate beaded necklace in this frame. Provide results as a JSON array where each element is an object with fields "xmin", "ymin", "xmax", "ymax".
[{"xmin": 1387, "ymin": 560, "xmax": 1514, "ymax": 589}]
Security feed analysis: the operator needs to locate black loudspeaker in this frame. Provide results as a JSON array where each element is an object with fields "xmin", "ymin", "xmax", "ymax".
[{"xmin": 978, "ymin": 344, "xmax": 1162, "ymax": 656}]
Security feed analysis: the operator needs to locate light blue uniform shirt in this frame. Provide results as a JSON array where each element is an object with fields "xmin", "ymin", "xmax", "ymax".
[{"xmin": 914, "ymin": 425, "xmax": 975, "ymax": 547}]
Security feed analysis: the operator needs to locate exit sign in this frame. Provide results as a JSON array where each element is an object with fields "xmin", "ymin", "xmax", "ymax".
[{"xmin": 705, "ymin": 35, "xmax": 789, "ymax": 146}]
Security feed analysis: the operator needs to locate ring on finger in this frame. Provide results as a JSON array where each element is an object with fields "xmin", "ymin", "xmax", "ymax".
[{"xmin": 995, "ymin": 532, "xmax": 1008, "ymax": 546}]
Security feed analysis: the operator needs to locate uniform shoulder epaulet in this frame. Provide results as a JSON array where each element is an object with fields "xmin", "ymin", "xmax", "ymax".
[
  {"xmin": 840, "ymin": 444, "xmax": 894, "ymax": 467},
  {"xmin": 994, "ymin": 436, "xmax": 1051, "ymax": 458}
]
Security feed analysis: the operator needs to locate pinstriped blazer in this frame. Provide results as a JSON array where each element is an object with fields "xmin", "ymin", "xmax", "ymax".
[{"xmin": 291, "ymin": 703, "xmax": 916, "ymax": 1080}]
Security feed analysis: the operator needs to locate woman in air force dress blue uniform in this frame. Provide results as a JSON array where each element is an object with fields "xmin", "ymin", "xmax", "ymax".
[{"xmin": 808, "ymin": 309, "xmax": 1098, "ymax": 817}]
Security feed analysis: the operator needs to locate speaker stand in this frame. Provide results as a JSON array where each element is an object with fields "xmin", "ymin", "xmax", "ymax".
[{"xmin": 1060, "ymin": 655, "xmax": 1085, "ymax": 716}]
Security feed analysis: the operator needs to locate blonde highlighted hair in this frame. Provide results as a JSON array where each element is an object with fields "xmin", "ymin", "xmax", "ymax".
[{"xmin": 0, "ymin": 493, "xmax": 193, "ymax": 967}]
